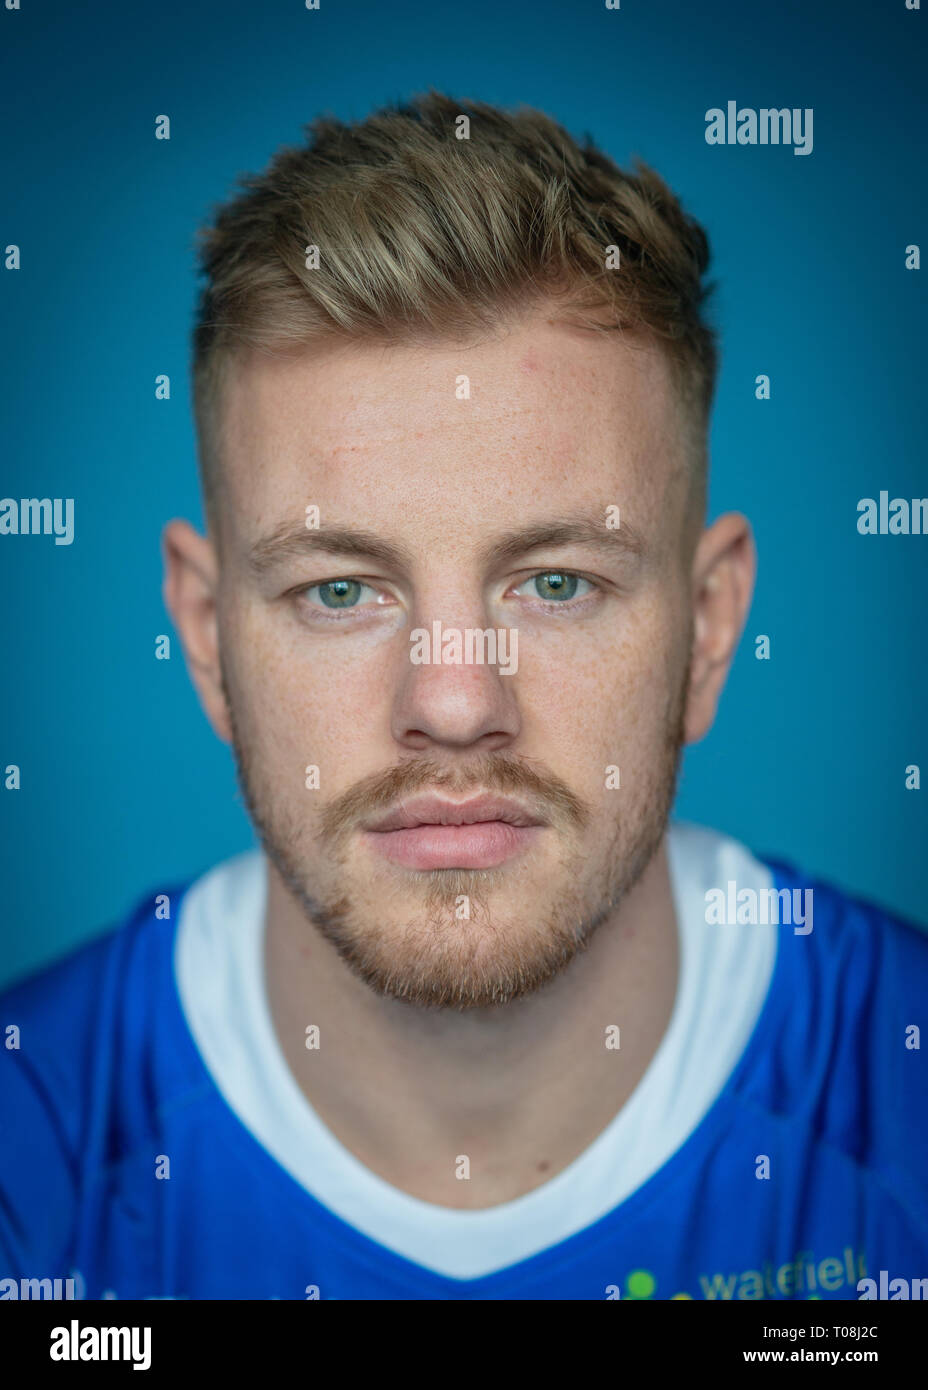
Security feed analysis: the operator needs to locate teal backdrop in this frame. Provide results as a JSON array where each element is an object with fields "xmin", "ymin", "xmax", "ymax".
[{"xmin": 1, "ymin": 0, "xmax": 925, "ymax": 985}]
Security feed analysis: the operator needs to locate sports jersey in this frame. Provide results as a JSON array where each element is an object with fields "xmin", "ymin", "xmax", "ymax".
[{"xmin": 1, "ymin": 822, "xmax": 926, "ymax": 1301}]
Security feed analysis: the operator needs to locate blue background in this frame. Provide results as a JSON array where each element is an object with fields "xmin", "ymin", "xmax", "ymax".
[{"xmin": 1, "ymin": 0, "xmax": 925, "ymax": 986}]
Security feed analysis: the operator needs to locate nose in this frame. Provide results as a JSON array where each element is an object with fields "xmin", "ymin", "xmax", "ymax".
[{"xmin": 390, "ymin": 618, "xmax": 522, "ymax": 754}]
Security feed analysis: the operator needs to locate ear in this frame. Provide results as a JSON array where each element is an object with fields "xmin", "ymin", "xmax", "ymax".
[
  {"xmin": 684, "ymin": 512, "xmax": 756, "ymax": 745},
  {"xmin": 162, "ymin": 519, "xmax": 232, "ymax": 743}
]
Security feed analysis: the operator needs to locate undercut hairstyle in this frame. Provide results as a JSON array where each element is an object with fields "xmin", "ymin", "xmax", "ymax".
[{"xmin": 191, "ymin": 90, "xmax": 718, "ymax": 529}]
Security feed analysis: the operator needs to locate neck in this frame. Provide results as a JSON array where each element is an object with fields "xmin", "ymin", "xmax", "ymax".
[{"xmin": 264, "ymin": 835, "xmax": 679, "ymax": 1208}]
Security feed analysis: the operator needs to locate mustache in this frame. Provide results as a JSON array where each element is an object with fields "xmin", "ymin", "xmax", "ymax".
[{"xmin": 319, "ymin": 752, "xmax": 590, "ymax": 845}]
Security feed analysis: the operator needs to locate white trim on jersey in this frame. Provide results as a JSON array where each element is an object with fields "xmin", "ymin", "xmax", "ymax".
[{"xmin": 174, "ymin": 821, "xmax": 777, "ymax": 1279}]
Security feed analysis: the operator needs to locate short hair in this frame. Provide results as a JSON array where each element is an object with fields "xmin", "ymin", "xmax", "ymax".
[{"xmin": 191, "ymin": 90, "xmax": 718, "ymax": 528}]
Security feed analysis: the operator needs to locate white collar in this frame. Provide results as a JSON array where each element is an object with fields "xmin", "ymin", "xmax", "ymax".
[{"xmin": 174, "ymin": 821, "xmax": 777, "ymax": 1278}]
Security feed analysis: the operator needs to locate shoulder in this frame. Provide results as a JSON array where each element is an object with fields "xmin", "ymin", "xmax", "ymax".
[
  {"xmin": 0, "ymin": 882, "xmax": 191, "ymax": 1272},
  {"xmin": 763, "ymin": 854, "xmax": 928, "ymax": 1021},
  {"xmin": 750, "ymin": 853, "xmax": 928, "ymax": 1220},
  {"xmin": 1, "ymin": 885, "xmax": 186, "ymax": 1100}
]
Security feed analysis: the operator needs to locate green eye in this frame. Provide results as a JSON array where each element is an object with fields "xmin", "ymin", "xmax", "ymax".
[
  {"xmin": 533, "ymin": 571, "xmax": 580, "ymax": 601},
  {"xmin": 314, "ymin": 579, "xmax": 364, "ymax": 608},
  {"xmin": 513, "ymin": 571, "xmax": 595, "ymax": 606}
]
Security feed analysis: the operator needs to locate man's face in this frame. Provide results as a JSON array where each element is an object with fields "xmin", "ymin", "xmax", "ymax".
[{"xmin": 192, "ymin": 310, "xmax": 701, "ymax": 1009}]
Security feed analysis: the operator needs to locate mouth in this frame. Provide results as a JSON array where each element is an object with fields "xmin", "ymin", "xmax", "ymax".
[{"xmin": 362, "ymin": 794, "xmax": 546, "ymax": 870}]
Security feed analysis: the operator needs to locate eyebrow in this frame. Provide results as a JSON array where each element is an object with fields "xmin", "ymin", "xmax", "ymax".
[
  {"xmin": 248, "ymin": 524, "xmax": 413, "ymax": 576},
  {"xmin": 247, "ymin": 512, "xmax": 645, "ymax": 577},
  {"xmin": 477, "ymin": 515, "xmax": 646, "ymax": 568}
]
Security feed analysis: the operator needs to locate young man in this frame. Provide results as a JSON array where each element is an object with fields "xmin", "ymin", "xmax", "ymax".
[{"xmin": 2, "ymin": 92, "xmax": 926, "ymax": 1302}]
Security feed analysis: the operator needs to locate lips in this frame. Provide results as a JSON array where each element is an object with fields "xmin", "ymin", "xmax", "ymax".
[
  {"xmin": 364, "ymin": 794, "xmax": 543, "ymax": 833},
  {"xmin": 363, "ymin": 794, "xmax": 545, "ymax": 870}
]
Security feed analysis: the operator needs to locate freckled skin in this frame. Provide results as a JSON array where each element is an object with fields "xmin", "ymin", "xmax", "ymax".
[{"xmin": 163, "ymin": 305, "xmax": 755, "ymax": 1207}]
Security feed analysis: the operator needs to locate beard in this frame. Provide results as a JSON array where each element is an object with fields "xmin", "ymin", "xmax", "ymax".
[{"xmin": 224, "ymin": 669, "xmax": 687, "ymax": 1013}]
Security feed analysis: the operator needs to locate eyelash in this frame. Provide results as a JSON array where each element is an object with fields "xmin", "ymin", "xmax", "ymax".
[{"xmin": 293, "ymin": 571, "xmax": 601, "ymax": 620}]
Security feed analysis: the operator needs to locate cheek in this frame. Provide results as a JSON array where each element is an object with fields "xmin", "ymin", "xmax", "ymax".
[
  {"xmin": 221, "ymin": 605, "xmax": 315, "ymax": 750},
  {"xmin": 224, "ymin": 601, "xmax": 392, "ymax": 779},
  {"xmin": 523, "ymin": 596, "xmax": 682, "ymax": 752}
]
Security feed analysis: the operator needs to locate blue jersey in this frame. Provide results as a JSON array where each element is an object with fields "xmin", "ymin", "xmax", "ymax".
[{"xmin": 1, "ymin": 846, "xmax": 927, "ymax": 1302}]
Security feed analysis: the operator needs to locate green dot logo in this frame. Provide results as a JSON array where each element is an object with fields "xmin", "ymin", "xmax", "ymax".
[
  {"xmin": 623, "ymin": 1269, "xmax": 692, "ymax": 1300},
  {"xmin": 625, "ymin": 1270, "xmax": 656, "ymax": 1299}
]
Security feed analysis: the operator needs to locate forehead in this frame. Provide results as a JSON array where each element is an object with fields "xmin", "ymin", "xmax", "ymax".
[{"xmin": 217, "ymin": 312, "xmax": 688, "ymax": 552}]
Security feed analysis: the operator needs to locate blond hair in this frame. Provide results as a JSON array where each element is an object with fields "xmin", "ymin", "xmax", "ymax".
[{"xmin": 191, "ymin": 90, "xmax": 718, "ymax": 522}]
